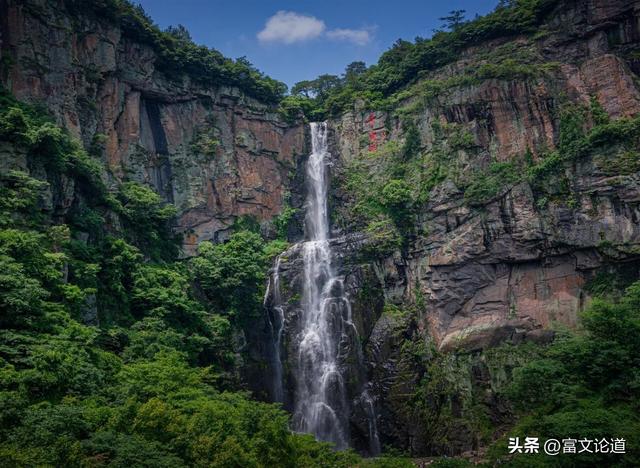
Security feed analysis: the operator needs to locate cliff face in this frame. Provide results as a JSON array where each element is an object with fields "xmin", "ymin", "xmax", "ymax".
[
  {"xmin": 329, "ymin": 0, "xmax": 640, "ymax": 351},
  {"xmin": 4, "ymin": 0, "xmax": 640, "ymax": 459},
  {"xmin": 261, "ymin": 0, "xmax": 640, "ymax": 455},
  {"xmin": 0, "ymin": 0, "xmax": 305, "ymax": 253}
]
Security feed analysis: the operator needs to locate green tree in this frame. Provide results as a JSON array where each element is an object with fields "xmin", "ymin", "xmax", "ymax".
[
  {"xmin": 189, "ymin": 231, "xmax": 284, "ymax": 323},
  {"xmin": 344, "ymin": 61, "xmax": 367, "ymax": 88},
  {"xmin": 439, "ymin": 10, "xmax": 467, "ymax": 31},
  {"xmin": 165, "ymin": 24, "xmax": 192, "ymax": 42}
]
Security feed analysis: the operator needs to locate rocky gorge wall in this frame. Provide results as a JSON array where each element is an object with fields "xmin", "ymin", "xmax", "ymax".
[
  {"xmin": 260, "ymin": 0, "xmax": 640, "ymax": 456},
  {"xmin": 3, "ymin": 0, "xmax": 640, "ymax": 459},
  {"xmin": 0, "ymin": 0, "xmax": 305, "ymax": 254},
  {"xmin": 329, "ymin": 0, "xmax": 640, "ymax": 352}
]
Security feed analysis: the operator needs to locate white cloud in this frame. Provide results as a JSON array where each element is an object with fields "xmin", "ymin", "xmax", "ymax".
[
  {"xmin": 326, "ymin": 28, "xmax": 371, "ymax": 45},
  {"xmin": 257, "ymin": 11, "xmax": 326, "ymax": 44}
]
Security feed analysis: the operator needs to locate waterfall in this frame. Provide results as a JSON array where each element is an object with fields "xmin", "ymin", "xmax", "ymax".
[
  {"xmin": 361, "ymin": 389, "xmax": 381, "ymax": 455},
  {"xmin": 265, "ymin": 255, "xmax": 285, "ymax": 403},
  {"xmin": 292, "ymin": 121, "xmax": 350, "ymax": 448},
  {"xmin": 266, "ymin": 122, "xmax": 380, "ymax": 453}
]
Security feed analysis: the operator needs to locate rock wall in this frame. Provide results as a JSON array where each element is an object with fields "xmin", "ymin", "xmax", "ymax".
[
  {"xmin": 4, "ymin": 0, "xmax": 640, "ymax": 458},
  {"xmin": 0, "ymin": 0, "xmax": 305, "ymax": 253},
  {"xmin": 330, "ymin": 0, "xmax": 640, "ymax": 352},
  {"xmin": 260, "ymin": 0, "xmax": 640, "ymax": 456}
]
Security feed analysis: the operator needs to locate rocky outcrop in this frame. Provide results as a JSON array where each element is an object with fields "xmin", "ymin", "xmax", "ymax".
[
  {"xmin": 4, "ymin": 0, "xmax": 639, "ymax": 459},
  {"xmin": 0, "ymin": 0, "xmax": 305, "ymax": 253},
  {"xmin": 259, "ymin": 0, "xmax": 640, "ymax": 456},
  {"xmin": 330, "ymin": 0, "xmax": 640, "ymax": 352}
]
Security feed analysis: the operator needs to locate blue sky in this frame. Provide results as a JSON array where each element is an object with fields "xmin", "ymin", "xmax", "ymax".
[{"xmin": 137, "ymin": 0, "xmax": 499, "ymax": 89}]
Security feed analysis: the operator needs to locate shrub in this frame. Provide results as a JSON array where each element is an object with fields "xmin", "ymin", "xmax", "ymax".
[
  {"xmin": 116, "ymin": 182, "xmax": 179, "ymax": 260},
  {"xmin": 464, "ymin": 161, "xmax": 520, "ymax": 205},
  {"xmin": 381, "ymin": 179, "xmax": 413, "ymax": 208},
  {"xmin": 402, "ymin": 123, "xmax": 421, "ymax": 160},
  {"xmin": 190, "ymin": 231, "xmax": 286, "ymax": 323},
  {"xmin": 362, "ymin": 215, "xmax": 402, "ymax": 259},
  {"xmin": 498, "ymin": 281, "xmax": 640, "ymax": 466}
]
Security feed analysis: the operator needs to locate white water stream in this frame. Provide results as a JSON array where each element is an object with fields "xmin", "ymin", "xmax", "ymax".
[
  {"xmin": 266, "ymin": 122, "xmax": 380, "ymax": 452},
  {"xmin": 292, "ymin": 122, "xmax": 350, "ymax": 448}
]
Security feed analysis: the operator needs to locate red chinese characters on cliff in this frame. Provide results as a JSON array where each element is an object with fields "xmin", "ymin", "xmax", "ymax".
[{"xmin": 366, "ymin": 112, "xmax": 385, "ymax": 152}]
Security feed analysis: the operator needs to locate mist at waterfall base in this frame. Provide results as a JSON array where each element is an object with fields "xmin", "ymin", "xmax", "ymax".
[{"xmin": 264, "ymin": 123, "xmax": 381, "ymax": 454}]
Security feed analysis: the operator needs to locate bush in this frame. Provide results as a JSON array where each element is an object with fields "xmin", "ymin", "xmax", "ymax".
[
  {"xmin": 464, "ymin": 161, "xmax": 520, "ymax": 205},
  {"xmin": 190, "ymin": 231, "xmax": 285, "ymax": 322},
  {"xmin": 116, "ymin": 182, "xmax": 179, "ymax": 260},
  {"xmin": 402, "ymin": 124, "xmax": 421, "ymax": 160},
  {"xmin": 0, "ymin": 107, "xmax": 29, "ymax": 141},
  {"xmin": 0, "ymin": 171, "xmax": 47, "ymax": 226},
  {"xmin": 381, "ymin": 180, "xmax": 413, "ymax": 208},
  {"xmin": 64, "ymin": 0, "xmax": 286, "ymax": 103},
  {"xmin": 497, "ymin": 281, "xmax": 640, "ymax": 466},
  {"xmin": 362, "ymin": 215, "xmax": 402, "ymax": 259}
]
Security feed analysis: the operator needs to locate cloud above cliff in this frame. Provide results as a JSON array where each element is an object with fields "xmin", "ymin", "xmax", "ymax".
[
  {"xmin": 257, "ymin": 11, "xmax": 325, "ymax": 44},
  {"xmin": 257, "ymin": 11, "xmax": 371, "ymax": 46},
  {"xmin": 326, "ymin": 28, "xmax": 371, "ymax": 46}
]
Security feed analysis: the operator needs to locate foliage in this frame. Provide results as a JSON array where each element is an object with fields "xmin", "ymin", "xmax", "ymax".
[
  {"xmin": 278, "ymin": 94, "xmax": 322, "ymax": 123},
  {"xmin": 464, "ymin": 161, "xmax": 520, "ymax": 205},
  {"xmin": 389, "ymin": 41, "xmax": 559, "ymax": 120},
  {"xmin": 402, "ymin": 123, "xmax": 422, "ymax": 160},
  {"xmin": 286, "ymin": 0, "xmax": 560, "ymax": 118},
  {"xmin": 456, "ymin": 107, "xmax": 640, "ymax": 209},
  {"xmin": 0, "ymin": 88, "xmax": 412, "ymax": 465},
  {"xmin": 590, "ymin": 96, "xmax": 610, "ymax": 126},
  {"xmin": 381, "ymin": 180, "xmax": 413, "ymax": 209},
  {"xmin": 362, "ymin": 215, "xmax": 403, "ymax": 259},
  {"xmin": 0, "ymin": 170, "xmax": 47, "ymax": 227},
  {"xmin": 190, "ymin": 128, "xmax": 220, "ymax": 157},
  {"xmin": 189, "ymin": 231, "xmax": 286, "ymax": 325},
  {"xmin": 0, "ymin": 90, "xmax": 106, "ymax": 200},
  {"xmin": 63, "ymin": 0, "xmax": 287, "ymax": 103},
  {"xmin": 584, "ymin": 268, "xmax": 637, "ymax": 300},
  {"xmin": 429, "ymin": 459, "xmax": 475, "ymax": 468},
  {"xmin": 338, "ymin": 153, "xmax": 393, "ymax": 231},
  {"xmin": 0, "ymin": 345, "xmax": 322, "ymax": 467},
  {"xmin": 487, "ymin": 282, "xmax": 640, "ymax": 466},
  {"xmin": 273, "ymin": 204, "xmax": 298, "ymax": 240},
  {"xmin": 438, "ymin": 10, "xmax": 468, "ymax": 32},
  {"xmin": 408, "ymin": 343, "xmax": 538, "ymax": 455},
  {"xmin": 116, "ymin": 182, "xmax": 179, "ymax": 260},
  {"xmin": 527, "ymin": 113, "xmax": 640, "ymax": 185}
]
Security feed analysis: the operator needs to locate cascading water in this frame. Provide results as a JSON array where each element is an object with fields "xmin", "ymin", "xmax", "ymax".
[
  {"xmin": 265, "ymin": 122, "xmax": 380, "ymax": 453},
  {"xmin": 361, "ymin": 389, "xmax": 381, "ymax": 455},
  {"xmin": 293, "ymin": 121, "xmax": 350, "ymax": 448},
  {"xmin": 265, "ymin": 256, "xmax": 285, "ymax": 403}
]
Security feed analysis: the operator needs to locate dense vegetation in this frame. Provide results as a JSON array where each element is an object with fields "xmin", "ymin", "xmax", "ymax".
[
  {"xmin": 3, "ymin": 0, "xmax": 640, "ymax": 465},
  {"xmin": 414, "ymin": 278, "xmax": 640, "ymax": 467},
  {"xmin": 0, "ymin": 89, "xmax": 414, "ymax": 466},
  {"xmin": 280, "ymin": 0, "xmax": 560, "ymax": 120},
  {"xmin": 333, "ymin": 93, "xmax": 640, "ymax": 261},
  {"xmin": 61, "ymin": 0, "xmax": 287, "ymax": 103}
]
